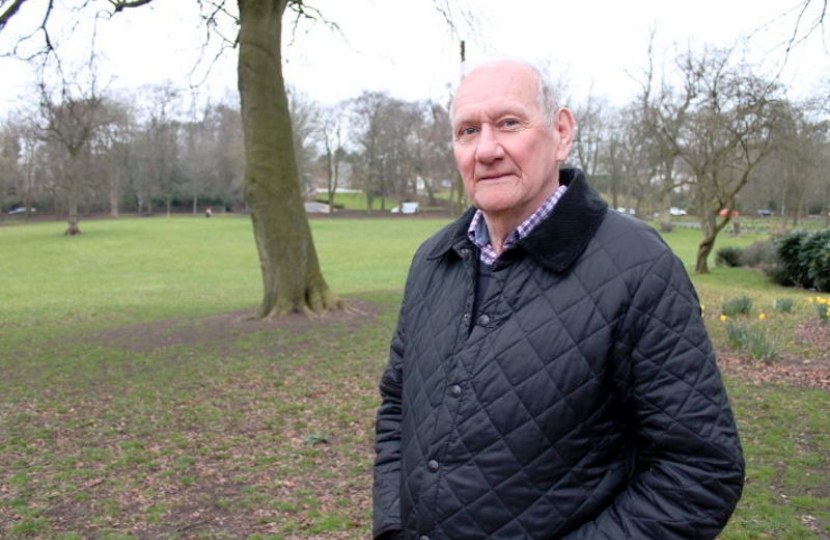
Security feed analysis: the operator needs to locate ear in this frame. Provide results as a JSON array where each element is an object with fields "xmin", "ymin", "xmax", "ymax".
[{"xmin": 553, "ymin": 107, "xmax": 576, "ymax": 161}]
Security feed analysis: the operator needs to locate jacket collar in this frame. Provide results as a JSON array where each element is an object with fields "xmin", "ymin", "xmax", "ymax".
[{"xmin": 428, "ymin": 168, "xmax": 608, "ymax": 273}]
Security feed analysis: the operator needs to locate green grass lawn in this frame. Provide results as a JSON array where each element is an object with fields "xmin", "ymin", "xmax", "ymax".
[{"xmin": 0, "ymin": 215, "xmax": 828, "ymax": 539}]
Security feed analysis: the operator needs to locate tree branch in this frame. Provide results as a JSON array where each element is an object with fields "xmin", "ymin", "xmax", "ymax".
[
  {"xmin": 107, "ymin": 0, "xmax": 155, "ymax": 13},
  {"xmin": 0, "ymin": 0, "xmax": 28, "ymax": 32}
]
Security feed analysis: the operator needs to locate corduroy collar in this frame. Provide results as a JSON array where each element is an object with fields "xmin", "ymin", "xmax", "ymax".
[{"xmin": 427, "ymin": 168, "xmax": 608, "ymax": 273}]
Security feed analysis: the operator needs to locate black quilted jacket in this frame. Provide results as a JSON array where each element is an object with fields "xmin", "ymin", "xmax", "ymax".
[{"xmin": 374, "ymin": 169, "xmax": 744, "ymax": 540}]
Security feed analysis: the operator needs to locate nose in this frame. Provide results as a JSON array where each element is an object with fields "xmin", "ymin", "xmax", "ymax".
[{"xmin": 475, "ymin": 124, "xmax": 504, "ymax": 163}]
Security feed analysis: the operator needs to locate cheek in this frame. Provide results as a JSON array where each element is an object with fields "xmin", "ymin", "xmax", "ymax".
[{"xmin": 454, "ymin": 147, "xmax": 474, "ymax": 177}]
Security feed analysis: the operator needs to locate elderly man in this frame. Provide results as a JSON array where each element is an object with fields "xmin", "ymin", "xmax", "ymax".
[{"xmin": 373, "ymin": 57, "xmax": 744, "ymax": 540}]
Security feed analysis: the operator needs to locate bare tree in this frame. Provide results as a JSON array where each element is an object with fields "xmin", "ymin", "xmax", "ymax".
[
  {"xmin": 0, "ymin": 116, "xmax": 25, "ymax": 216},
  {"xmin": 131, "ymin": 83, "xmax": 183, "ymax": 216},
  {"xmin": 762, "ymin": 102, "xmax": 830, "ymax": 225},
  {"xmin": 236, "ymin": 0, "xmax": 340, "ymax": 316},
  {"xmin": 785, "ymin": 0, "xmax": 829, "ymax": 53},
  {"xmin": 82, "ymin": 98, "xmax": 132, "ymax": 218},
  {"xmin": 287, "ymin": 86, "xmax": 321, "ymax": 196},
  {"xmin": 644, "ymin": 46, "xmax": 784, "ymax": 273},
  {"xmin": 350, "ymin": 91, "xmax": 389, "ymax": 212},
  {"xmin": 181, "ymin": 103, "xmax": 222, "ymax": 215},
  {"xmin": 0, "ymin": 0, "xmax": 341, "ymax": 316},
  {"xmin": 610, "ymin": 104, "xmax": 666, "ymax": 218},
  {"xmin": 35, "ymin": 80, "xmax": 118, "ymax": 234},
  {"xmin": 180, "ymin": 98, "xmax": 245, "ymax": 212},
  {"xmin": 319, "ymin": 102, "xmax": 348, "ymax": 209},
  {"xmin": 350, "ymin": 91, "xmax": 422, "ymax": 210},
  {"xmin": 412, "ymin": 99, "xmax": 455, "ymax": 208},
  {"xmin": 572, "ymin": 92, "xmax": 608, "ymax": 181}
]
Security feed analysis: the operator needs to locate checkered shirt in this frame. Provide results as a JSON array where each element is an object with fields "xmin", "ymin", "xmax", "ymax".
[{"xmin": 468, "ymin": 184, "xmax": 568, "ymax": 266}]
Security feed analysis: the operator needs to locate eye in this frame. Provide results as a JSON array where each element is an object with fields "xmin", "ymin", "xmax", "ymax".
[
  {"xmin": 500, "ymin": 118, "xmax": 521, "ymax": 130},
  {"xmin": 455, "ymin": 126, "xmax": 479, "ymax": 140}
]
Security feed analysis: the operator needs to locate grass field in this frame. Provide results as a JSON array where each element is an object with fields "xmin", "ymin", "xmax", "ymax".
[{"xmin": 1, "ymin": 214, "xmax": 828, "ymax": 539}]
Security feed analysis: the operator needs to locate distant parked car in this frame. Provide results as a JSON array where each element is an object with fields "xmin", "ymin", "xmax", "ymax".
[
  {"xmin": 669, "ymin": 207, "xmax": 687, "ymax": 216},
  {"xmin": 756, "ymin": 209, "xmax": 774, "ymax": 217},
  {"xmin": 615, "ymin": 207, "xmax": 635, "ymax": 215},
  {"xmin": 390, "ymin": 202, "xmax": 420, "ymax": 214},
  {"xmin": 719, "ymin": 209, "xmax": 740, "ymax": 217},
  {"xmin": 8, "ymin": 207, "xmax": 36, "ymax": 214}
]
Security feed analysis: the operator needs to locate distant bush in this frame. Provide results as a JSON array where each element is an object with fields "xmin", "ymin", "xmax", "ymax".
[
  {"xmin": 772, "ymin": 229, "xmax": 830, "ymax": 292},
  {"xmin": 803, "ymin": 230, "xmax": 830, "ymax": 292},
  {"xmin": 740, "ymin": 239, "xmax": 777, "ymax": 268},
  {"xmin": 716, "ymin": 240, "xmax": 778, "ymax": 270},
  {"xmin": 715, "ymin": 246, "xmax": 744, "ymax": 268},
  {"xmin": 773, "ymin": 230, "xmax": 810, "ymax": 287},
  {"xmin": 765, "ymin": 264, "xmax": 794, "ymax": 288}
]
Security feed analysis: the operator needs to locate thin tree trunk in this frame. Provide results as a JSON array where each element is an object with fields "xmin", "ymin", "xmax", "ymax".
[
  {"xmin": 237, "ymin": 0, "xmax": 340, "ymax": 317},
  {"xmin": 695, "ymin": 236, "xmax": 714, "ymax": 274},
  {"xmin": 66, "ymin": 189, "xmax": 81, "ymax": 235},
  {"xmin": 65, "ymin": 164, "xmax": 82, "ymax": 235},
  {"xmin": 109, "ymin": 174, "xmax": 119, "ymax": 218}
]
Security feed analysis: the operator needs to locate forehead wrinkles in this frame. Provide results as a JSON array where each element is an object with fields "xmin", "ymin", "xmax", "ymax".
[{"xmin": 452, "ymin": 68, "xmax": 541, "ymax": 127}]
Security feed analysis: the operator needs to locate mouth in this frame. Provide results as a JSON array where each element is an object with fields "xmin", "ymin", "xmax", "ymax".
[{"xmin": 477, "ymin": 172, "xmax": 513, "ymax": 182}]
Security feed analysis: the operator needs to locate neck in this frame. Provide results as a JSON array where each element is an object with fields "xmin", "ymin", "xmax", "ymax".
[
  {"xmin": 482, "ymin": 181, "xmax": 561, "ymax": 254},
  {"xmin": 483, "ymin": 217, "xmax": 516, "ymax": 255}
]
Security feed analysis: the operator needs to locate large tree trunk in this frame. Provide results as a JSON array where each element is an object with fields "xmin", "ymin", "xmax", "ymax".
[{"xmin": 237, "ymin": 0, "xmax": 340, "ymax": 317}]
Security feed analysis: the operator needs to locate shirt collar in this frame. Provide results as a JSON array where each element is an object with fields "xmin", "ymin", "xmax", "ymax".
[{"xmin": 467, "ymin": 183, "xmax": 568, "ymax": 265}]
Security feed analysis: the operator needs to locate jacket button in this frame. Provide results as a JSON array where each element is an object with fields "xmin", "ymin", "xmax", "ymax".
[
  {"xmin": 478, "ymin": 313, "xmax": 490, "ymax": 326},
  {"xmin": 450, "ymin": 384, "xmax": 462, "ymax": 397},
  {"xmin": 420, "ymin": 536, "xmax": 430, "ymax": 540},
  {"xmin": 427, "ymin": 460, "xmax": 440, "ymax": 472}
]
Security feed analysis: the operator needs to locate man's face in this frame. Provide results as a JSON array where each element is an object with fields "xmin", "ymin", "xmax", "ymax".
[{"xmin": 451, "ymin": 61, "xmax": 574, "ymax": 229}]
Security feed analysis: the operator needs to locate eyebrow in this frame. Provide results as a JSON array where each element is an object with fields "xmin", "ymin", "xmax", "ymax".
[{"xmin": 453, "ymin": 104, "xmax": 529, "ymax": 126}]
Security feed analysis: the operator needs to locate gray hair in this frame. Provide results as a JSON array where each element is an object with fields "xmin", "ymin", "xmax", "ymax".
[{"xmin": 450, "ymin": 56, "xmax": 562, "ymax": 128}]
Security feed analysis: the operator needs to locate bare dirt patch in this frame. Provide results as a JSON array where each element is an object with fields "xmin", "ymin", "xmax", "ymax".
[
  {"xmin": 92, "ymin": 298, "xmax": 382, "ymax": 355},
  {"xmin": 89, "ymin": 298, "xmax": 830, "ymax": 392},
  {"xmin": 90, "ymin": 298, "xmax": 830, "ymax": 392}
]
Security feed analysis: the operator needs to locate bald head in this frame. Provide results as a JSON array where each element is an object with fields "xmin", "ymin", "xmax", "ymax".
[{"xmin": 451, "ymin": 57, "xmax": 563, "ymax": 128}]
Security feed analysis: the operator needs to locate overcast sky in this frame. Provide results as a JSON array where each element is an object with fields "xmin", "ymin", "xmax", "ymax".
[{"xmin": 1, "ymin": 0, "xmax": 827, "ymax": 115}]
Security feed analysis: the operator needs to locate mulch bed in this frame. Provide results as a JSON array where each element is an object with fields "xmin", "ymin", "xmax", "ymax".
[{"xmin": 718, "ymin": 320, "xmax": 830, "ymax": 391}]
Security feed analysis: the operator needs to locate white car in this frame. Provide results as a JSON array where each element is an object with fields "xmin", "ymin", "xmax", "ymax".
[
  {"xmin": 669, "ymin": 207, "xmax": 687, "ymax": 216},
  {"xmin": 8, "ymin": 207, "xmax": 36, "ymax": 214},
  {"xmin": 390, "ymin": 202, "xmax": 420, "ymax": 214}
]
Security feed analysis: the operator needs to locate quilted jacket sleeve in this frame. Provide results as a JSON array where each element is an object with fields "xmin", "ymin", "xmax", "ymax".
[
  {"xmin": 373, "ymin": 310, "xmax": 406, "ymax": 539},
  {"xmin": 563, "ymin": 249, "xmax": 745, "ymax": 540}
]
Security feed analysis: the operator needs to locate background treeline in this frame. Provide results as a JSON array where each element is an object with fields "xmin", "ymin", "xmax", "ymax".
[
  {"xmin": 0, "ymin": 83, "xmax": 460, "ymax": 218},
  {"xmin": 2, "ymin": 47, "xmax": 830, "ymax": 225}
]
